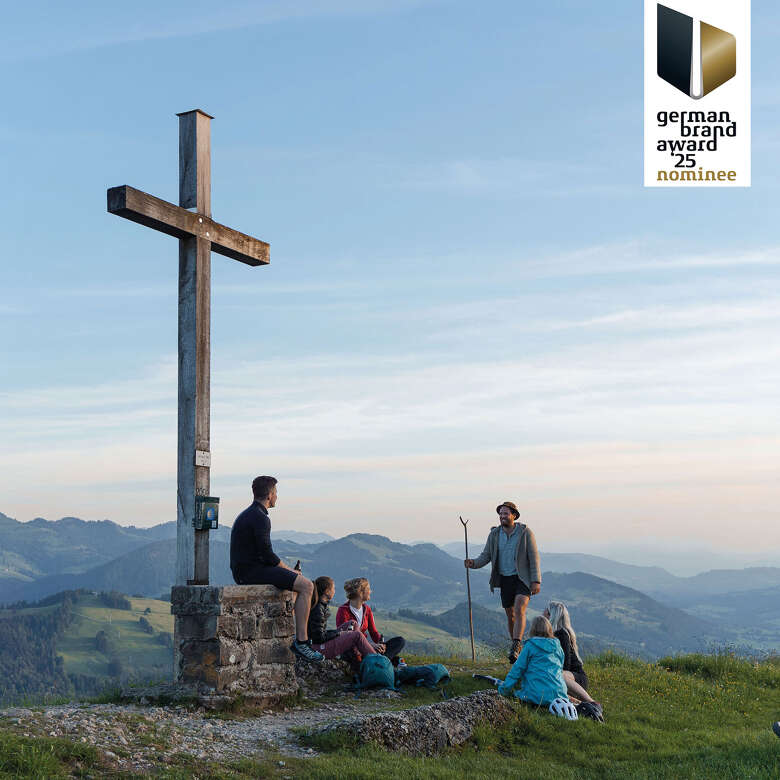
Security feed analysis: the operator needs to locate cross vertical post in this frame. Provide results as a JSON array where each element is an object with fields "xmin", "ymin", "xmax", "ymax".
[
  {"xmin": 106, "ymin": 110, "xmax": 270, "ymax": 592},
  {"xmin": 177, "ymin": 109, "xmax": 212, "ymax": 586}
]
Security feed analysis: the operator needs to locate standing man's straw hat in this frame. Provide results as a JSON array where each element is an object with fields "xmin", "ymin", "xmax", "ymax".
[{"xmin": 495, "ymin": 501, "xmax": 520, "ymax": 519}]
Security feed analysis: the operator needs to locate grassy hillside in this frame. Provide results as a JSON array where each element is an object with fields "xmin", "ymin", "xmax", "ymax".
[
  {"xmin": 0, "ymin": 592, "xmax": 173, "ymax": 704},
  {"xmin": 1, "ymin": 651, "xmax": 778, "ymax": 778},
  {"xmin": 298, "ymin": 652, "xmax": 780, "ymax": 779},
  {"xmin": 56, "ymin": 595, "xmax": 173, "ymax": 681}
]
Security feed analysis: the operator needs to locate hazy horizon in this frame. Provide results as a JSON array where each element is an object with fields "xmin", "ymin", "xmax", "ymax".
[{"xmin": 4, "ymin": 507, "xmax": 778, "ymax": 577}]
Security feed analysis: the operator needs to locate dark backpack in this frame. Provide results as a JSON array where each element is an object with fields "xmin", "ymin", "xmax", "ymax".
[
  {"xmin": 354, "ymin": 654, "xmax": 398, "ymax": 690},
  {"xmin": 576, "ymin": 701, "xmax": 605, "ymax": 723},
  {"xmin": 395, "ymin": 663, "xmax": 451, "ymax": 689}
]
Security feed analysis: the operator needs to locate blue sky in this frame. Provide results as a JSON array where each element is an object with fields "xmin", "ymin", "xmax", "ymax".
[{"xmin": 2, "ymin": 1, "xmax": 779, "ymax": 558}]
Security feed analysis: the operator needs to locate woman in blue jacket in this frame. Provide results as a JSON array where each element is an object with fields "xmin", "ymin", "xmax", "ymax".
[{"xmin": 498, "ymin": 615, "xmax": 568, "ymax": 705}]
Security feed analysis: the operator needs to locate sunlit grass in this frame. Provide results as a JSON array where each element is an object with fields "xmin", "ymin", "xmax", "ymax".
[{"xmin": 2, "ymin": 651, "xmax": 778, "ymax": 778}]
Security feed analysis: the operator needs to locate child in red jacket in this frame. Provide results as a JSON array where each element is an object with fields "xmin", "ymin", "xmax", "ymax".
[
  {"xmin": 336, "ymin": 577, "xmax": 406, "ymax": 666},
  {"xmin": 307, "ymin": 576, "xmax": 377, "ymax": 662}
]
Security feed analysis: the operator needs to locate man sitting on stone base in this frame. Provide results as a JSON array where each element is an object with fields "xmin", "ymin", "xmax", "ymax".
[{"xmin": 230, "ymin": 475, "xmax": 323, "ymax": 663}]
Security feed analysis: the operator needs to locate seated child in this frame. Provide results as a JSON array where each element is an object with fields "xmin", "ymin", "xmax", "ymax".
[
  {"xmin": 307, "ymin": 576, "xmax": 376, "ymax": 664},
  {"xmin": 498, "ymin": 615, "xmax": 569, "ymax": 705}
]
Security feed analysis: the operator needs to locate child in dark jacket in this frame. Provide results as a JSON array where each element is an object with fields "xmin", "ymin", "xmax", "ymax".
[
  {"xmin": 544, "ymin": 600, "xmax": 599, "ymax": 705},
  {"xmin": 307, "ymin": 576, "xmax": 376, "ymax": 662}
]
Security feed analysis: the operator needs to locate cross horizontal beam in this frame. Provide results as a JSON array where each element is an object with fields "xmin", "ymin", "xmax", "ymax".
[{"xmin": 107, "ymin": 185, "xmax": 269, "ymax": 266}]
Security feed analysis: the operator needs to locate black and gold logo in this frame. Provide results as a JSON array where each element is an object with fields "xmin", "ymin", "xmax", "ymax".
[{"xmin": 657, "ymin": 4, "xmax": 736, "ymax": 98}]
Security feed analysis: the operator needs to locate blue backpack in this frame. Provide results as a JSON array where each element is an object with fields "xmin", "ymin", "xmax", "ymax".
[{"xmin": 354, "ymin": 654, "xmax": 398, "ymax": 690}]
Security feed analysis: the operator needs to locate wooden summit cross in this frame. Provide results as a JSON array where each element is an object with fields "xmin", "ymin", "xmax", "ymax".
[{"xmin": 107, "ymin": 110, "xmax": 269, "ymax": 586}]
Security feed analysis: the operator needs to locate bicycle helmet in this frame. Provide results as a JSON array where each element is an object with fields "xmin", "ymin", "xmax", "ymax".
[{"xmin": 548, "ymin": 697, "xmax": 578, "ymax": 720}]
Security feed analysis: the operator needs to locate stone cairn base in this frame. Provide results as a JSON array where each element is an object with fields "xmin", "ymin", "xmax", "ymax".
[
  {"xmin": 313, "ymin": 689, "xmax": 515, "ymax": 755},
  {"xmin": 170, "ymin": 585, "xmax": 298, "ymax": 707}
]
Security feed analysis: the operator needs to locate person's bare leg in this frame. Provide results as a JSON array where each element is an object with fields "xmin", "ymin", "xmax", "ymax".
[
  {"xmin": 512, "ymin": 594, "xmax": 529, "ymax": 641},
  {"xmin": 563, "ymin": 670, "xmax": 593, "ymax": 702},
  {"xmin": 504, "ymin": 607, "xmax": 514, "ymax": 639},
  {"xmin": 291, "ymin": 575, "xmax": 314, "ymax": 642}
]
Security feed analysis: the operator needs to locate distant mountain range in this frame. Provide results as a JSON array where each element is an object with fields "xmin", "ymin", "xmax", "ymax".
[
  {"xmin": 0, "ymin": 511, "xmax": 328, "ymax": 590},
  {"xmin": 2, "ymin": 511, "xmax": 778, "ymax": 655},
  {"xmin": 400, "ymin": 580, "xmax": 718, "ymax": 659},
  {"xmin": 1, "ymin": 529, "xmax": 482, "ymax": 612},
  {"xmin": 440, "ymin": 539, "xmax": 780, "ymax": 603}
]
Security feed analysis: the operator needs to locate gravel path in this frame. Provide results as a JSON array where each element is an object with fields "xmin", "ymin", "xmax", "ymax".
[{"xmin": 0, "ymin": 697, "xmax": 396, "ymax": 773}]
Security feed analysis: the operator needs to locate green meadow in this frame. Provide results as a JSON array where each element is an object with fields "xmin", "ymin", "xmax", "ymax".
[
  {"xmin": 55, "ymin": 595, "xmax": 173, "ymax": 681},
  {"xmin": 2, "ymin": 651, "xmax": 778, "ymax": 778}
]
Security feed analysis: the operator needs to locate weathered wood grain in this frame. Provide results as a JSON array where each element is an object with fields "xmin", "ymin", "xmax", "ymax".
[
  {"xmin": 177, "ymin": 233, "xmax": 198, "ymax": 586},
  {"xmin": 107, "ymin": 185, "xmax": 270, "ymax": 266},
  {"xmin": 181, "ymin": 112, "xmax": 212, "ymax": 587},
  {"xmin": 177, "ymin": 110, "xmax": 212, "ymax": 217}
]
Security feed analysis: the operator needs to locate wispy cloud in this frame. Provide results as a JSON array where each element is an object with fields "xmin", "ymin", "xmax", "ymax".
[
  {"xmin": 4, "ymin": 313, "xmax": 780, "ymax": 457},
  {"xmin": 24, "ymin": 242, "xmax": 780, "ymax": 306},
  {"xmin": 389, "ymin": 157, "xmax": 627, "ymax": 197}
]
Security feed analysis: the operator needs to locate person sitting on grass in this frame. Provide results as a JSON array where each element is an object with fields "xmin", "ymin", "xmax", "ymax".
[
  {"xmin": 307, "ymin": 576, "xmax": 377, "ymax": 665},
  {"xmin": 498, "ymin": 615, "xmax": 568, "ymax": 705},
  {"xmin": 335, "ymin": 577, "xmax": 406, "ymax": 666},
  {"xmin": 544, "ymin": 600, "xmax": 600, "ymax": 706}
]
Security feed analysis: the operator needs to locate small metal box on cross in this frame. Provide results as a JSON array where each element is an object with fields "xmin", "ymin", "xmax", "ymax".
[{"xmin": 107, "ymin": 110, "xmax": 269, "ymax": 587}]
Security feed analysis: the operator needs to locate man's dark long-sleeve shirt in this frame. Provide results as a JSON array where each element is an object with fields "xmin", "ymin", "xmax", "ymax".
[{"xmin": 230, "ymin": 502, "xmax": 280, "ymax": 569}]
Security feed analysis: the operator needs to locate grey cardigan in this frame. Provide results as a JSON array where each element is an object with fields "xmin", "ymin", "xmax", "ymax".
[{"xmin": 472, "ymin": 523, "xmax": 541, "ymax": 592}]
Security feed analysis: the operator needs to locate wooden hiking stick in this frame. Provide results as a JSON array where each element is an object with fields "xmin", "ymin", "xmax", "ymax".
[{"xmin": 460, "ymin": 515, "xmax": 476, "ymax": 662}]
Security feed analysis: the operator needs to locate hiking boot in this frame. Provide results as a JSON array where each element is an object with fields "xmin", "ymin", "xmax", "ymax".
[
  {"xmin": 291, "ymin": 639, "xmax": 324, "ymax": 663},
  {"xmin": 773, "ymin": 721, "xmax": 780, "ymax": 738},
  {"xmin": 508, "ymin": 639, "xmax": 523, "ymax": 664}
]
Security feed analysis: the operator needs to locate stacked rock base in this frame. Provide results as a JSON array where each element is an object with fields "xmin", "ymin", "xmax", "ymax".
[
  {"xmin": 314, "ymin": 690, "xmax": 514, "ymax": 755},
  {"xmin": 171, "ymin": 585, "xmax": 298, "ymax": 707}
]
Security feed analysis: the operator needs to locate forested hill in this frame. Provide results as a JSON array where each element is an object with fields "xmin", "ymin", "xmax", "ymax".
[
  {"xmin": 1, "ymin": 590, "xmax": 175, "ymax": 706},
  {"xmin": 0, "ymin": 591, "xmax": 81, "ymax": 703},
  {"xmin": 400, "ymin": 569, "xmax": 722, "ymax": 660}
]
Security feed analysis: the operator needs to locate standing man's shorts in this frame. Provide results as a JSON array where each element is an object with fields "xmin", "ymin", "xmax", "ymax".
[
  {"xmin": 500, "ymin": 574, "xmax": 531, "ymax": 608},
  {"xmin": 232, "ymin": 563, "xmax": 298, "ymax": 591}
]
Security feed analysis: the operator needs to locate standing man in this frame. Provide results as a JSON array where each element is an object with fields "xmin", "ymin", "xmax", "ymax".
[
  {"xmin": 230, "ymin": 475, "xmax": 323, "ymax": 663},
  {"xmin": 465, "ymin": 501, "xmax": 541, "ymax": 663}
]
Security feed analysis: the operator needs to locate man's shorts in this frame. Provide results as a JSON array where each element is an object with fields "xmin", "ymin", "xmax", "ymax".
[
  {"xmin": 500, "ymin": 574, "xmax": 531, "ymax": 608},
  {"xmin": 231, "ymin": 563, "xmax": 298, "ymax": 591}
]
